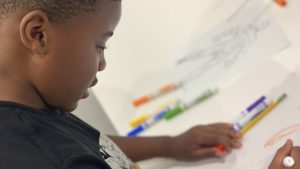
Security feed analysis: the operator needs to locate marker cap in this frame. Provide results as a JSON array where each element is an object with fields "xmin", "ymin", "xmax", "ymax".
[{"xmin": 283, "ymin": 156, "xmax": 295, "ymax": 168}]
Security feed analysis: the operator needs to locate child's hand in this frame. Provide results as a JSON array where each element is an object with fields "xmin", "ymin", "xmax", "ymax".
[
  {"xmin": 289, "ymin": 146, "xmax": 300, "ymax": 168},
  {"xmin": 168, "ymin": 123, "xmax": 242, "ymax": 161},
  {"xmin": 268, "ymin": 139, "xmax": 297, "ymax": 169}
]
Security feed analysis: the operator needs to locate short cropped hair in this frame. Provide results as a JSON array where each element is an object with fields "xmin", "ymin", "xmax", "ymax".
[{"xmin": 0, "ymin": 0, "xmax": 119, "ymax": 23}]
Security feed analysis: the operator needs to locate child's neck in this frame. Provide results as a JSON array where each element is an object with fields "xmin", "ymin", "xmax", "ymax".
[
  {"xmin": 0, "ymin": 78, "xmax": 47, "ymax": 110},
  {"xmin": 0, "ymin": 26, "xmax": 48, "ymax": 110}
]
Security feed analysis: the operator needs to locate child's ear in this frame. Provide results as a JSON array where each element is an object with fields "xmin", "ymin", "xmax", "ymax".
[{"xmin": 19, "ymin": 10, "xmax": 50, "ymax": 56}]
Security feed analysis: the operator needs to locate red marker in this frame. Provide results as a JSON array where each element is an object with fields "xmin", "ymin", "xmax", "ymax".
[{"xmin": 214, "ymin": 145, "xmax": 226, "ymax": 154}]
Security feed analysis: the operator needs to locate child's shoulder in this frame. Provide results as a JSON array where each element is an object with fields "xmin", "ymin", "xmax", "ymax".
[
  {"xmin": 0, "ymin": 101, "xmax": 110, "ymax": 169},
  {"xmin": 0, "ymin": 102, "xmax": 54, "ymax": 168}
]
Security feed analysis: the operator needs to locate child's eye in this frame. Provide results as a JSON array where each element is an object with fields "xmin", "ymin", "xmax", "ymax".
[{"xmin": 96, "ymin": 45, "xmax": 107, "ymax": 50}]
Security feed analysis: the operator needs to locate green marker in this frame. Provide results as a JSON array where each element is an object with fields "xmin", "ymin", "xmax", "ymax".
[{"xmin": 164, "ymin": 88, "xmax": 218, "ymax": 120}]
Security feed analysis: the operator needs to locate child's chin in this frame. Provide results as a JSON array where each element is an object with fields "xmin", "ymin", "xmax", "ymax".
[{"xmin": 61, "ymin": 102, "xmax": 79, "ymax": 112}]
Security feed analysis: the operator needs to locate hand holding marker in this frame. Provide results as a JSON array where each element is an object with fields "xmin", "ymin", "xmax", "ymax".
[
  {"xmin": 131, "ymin": 86, "xmax": 287, "ymax": 155},
  {"xmin": 214, "ymin": 93, "xmax": 286, "ymax": 155}
]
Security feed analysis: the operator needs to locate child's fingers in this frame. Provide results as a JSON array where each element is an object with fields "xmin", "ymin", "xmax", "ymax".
[
  {"xmin": 207, "ymin": 123, "xmax": 242, "ymax": 139},
  {"xmin": 199, "ymin": 132, "xmax": 232, "ymax": 151},
  {"xmin": 193, "ymin": 148, "xmax": 222, "ymax": 160},
  {"xmin": 273, "ymin": 139, "xmax": 293, "ymax": 163},
  {"xmin": 204, "ymin": 125, "xmax": 242, "ymax": 148},
  {"xmin": 208, "ymin": 123, "xmax": 233, "ymax": 129},
  {"xmin": 277, "ymin": 139, "xmax": 293, "ymax": 155},
  {"xmin": 217, "ymin": 126, "xmax": 241, "ymax": 140},
  {"xmin": 231, "ymin": 138, "xmax": 242, "ymax": 148}
]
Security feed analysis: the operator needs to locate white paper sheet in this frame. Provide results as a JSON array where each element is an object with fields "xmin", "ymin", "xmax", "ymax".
[
  {"xmin": 295, "ymin": 67, "xmax": 300, "ymax": 78},
  {"xmin": 175, "ymin": 0, "xmax": 290, "ymax": 100},
  {"xmin": 156, "ymin": 72, "xmax": 300, "ymax": 169}
]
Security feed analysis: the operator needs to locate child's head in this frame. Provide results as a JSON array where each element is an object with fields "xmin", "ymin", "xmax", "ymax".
[{"xmin": 0, "ymin": 0, "xmax": 121, "ymax": 111}]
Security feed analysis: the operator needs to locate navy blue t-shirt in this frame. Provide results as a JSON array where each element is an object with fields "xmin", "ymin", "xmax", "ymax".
[{"xmin": 0, "ymin": 101, "xmax": 111, "ymax": 169}]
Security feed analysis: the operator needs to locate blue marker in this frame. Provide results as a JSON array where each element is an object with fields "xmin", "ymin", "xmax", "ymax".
[{"xmin": 127, "ymin": 108, "xmax": 170, "ymax": 137}]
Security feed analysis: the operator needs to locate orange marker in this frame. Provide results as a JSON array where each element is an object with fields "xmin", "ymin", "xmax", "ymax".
[
  {"xmin": 133, "ymin": 82, "xmax": 182, "ymax": 107},
  {"xmin": 133, "ymin": 95, "xmax": 151, "ymax": 107},
  {"xmin": 274, "ymin": 0, "xmax": 287, "ymax": 7}
]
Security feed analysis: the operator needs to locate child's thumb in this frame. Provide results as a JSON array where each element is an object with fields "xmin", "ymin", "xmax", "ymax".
[{"xmin": 275, "ymin": 139, "xmax": 293, "ymax": 159}]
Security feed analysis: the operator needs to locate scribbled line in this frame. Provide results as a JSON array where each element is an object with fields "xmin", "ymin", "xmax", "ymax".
[
  {"xmin": 265, "ymin": 124, "xmax": 300, "ymax": 147},
  {"xmin": 177, "ymin": 19, "xmax": 270, "ymax": 82}
]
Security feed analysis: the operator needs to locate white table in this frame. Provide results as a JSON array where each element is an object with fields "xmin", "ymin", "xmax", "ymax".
[
  {"xmin": 93, "ymin": 0, "xmax": 229, "ymax": 135},
  {"xmin": 91, "ymin": 0, "xmax": 300, "ymax": 168}
]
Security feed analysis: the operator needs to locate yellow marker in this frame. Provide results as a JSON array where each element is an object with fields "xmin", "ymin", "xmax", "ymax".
[
  {"xmin": 129, "ymin": 99, "xmax": 178, "ymax": 127},
  {"xmin": 240, "ymin": 93, "xmax": 287, "ymax": 135},
  {"xmin": 129, "ymin": 115, "xmax": 151, "ymax": 127}
]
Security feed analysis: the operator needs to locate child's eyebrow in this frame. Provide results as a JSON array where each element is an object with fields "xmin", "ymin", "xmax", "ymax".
[{"xmin": 103, "ymin": 31, "xmax": 114, "ymax": 37}]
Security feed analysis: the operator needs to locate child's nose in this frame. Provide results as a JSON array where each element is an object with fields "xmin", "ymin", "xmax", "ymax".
[{"xmin": 98, "ymin": 59, "xmax": 106, "ymax": 71}]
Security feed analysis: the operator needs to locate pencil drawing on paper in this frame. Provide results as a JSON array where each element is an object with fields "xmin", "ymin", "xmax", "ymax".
[{"xmin": 177, "ymin": 19, "xmax": 270, "ymax": 82}]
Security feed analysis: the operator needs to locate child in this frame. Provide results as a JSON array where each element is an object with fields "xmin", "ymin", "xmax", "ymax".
[{"xmin": 0, "ymin": 0, "xmax": 241, "ymax": 168}]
